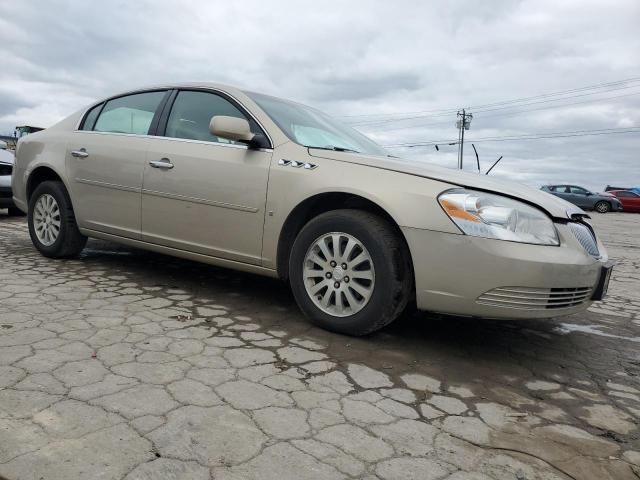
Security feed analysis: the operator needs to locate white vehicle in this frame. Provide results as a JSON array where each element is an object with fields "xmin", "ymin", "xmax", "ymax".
[{"xmin": 0, "ymin": 141, "xmax": 21, "ymax": 216}]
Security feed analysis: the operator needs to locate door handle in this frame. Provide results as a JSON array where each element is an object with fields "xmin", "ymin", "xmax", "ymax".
[
  {"xmin": 71, "ymin": 148, "xmax": 89, "ymax": 158},
  {"xmin": 149, "ymin": 158, "xmax": 174, "ymax": 169}
]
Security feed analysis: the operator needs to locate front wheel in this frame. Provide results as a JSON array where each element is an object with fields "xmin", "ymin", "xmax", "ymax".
[
  {"xmin": 28, "ymin": 181, "xmax": 87, "ymax": 258},
  {"xmin": 594, "ymin": 201, "xmax": 610, "ymax": 213},
  {"xmin": 289, "ymin": 209, "xmax": 412, "ymax": 336}
]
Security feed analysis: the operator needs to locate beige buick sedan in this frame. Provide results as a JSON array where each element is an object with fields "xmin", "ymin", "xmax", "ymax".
[{"xmin": 12, "ymin": 83, "xmax": 612, "ymax": 335}]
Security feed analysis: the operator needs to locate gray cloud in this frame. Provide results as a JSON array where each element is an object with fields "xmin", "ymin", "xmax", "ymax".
[{"xmin": 0, "ymin": 0, "xmax": 638, "ymax": 189}]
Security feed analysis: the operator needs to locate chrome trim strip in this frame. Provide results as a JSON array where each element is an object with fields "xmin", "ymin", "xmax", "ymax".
[
  {"xmin": 141, "ymin": 188, "xmax": 258, "ymax": 213},
  {"xmin": 72, "ymin": 130, "xmax": 274, "ymax": 153},
  {"xmin": 75, "ymin": 178, "xmax": 140, "ymax": 193}
]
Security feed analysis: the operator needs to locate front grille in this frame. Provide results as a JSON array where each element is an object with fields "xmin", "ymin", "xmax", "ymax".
[
  {"xmin": 0, "ymin": 164, "xmax": 12, "ymax": 176},
  {"xmin": 477, "ymin": 286, "xmax": 592, "ymax": 310},
  {"xmin": 569, "ymin": 222, "xmax": 600, "ymax": 257}
]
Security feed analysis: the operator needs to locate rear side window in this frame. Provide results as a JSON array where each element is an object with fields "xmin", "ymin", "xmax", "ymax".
[
  {"xmin": 94, "ymin": 91, "xmax": 166, "ymax": 135},
  {"xmin": 165, "ymin": 90, "xmax": 259, "ymax": 144},
  {"xmin": 81, "ymin": 103, "xmax": 103, "ymax": 130}
]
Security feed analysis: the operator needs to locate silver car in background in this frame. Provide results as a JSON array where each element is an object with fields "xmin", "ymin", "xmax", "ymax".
[
  {"xmin": 11, "ymin": 83, "xmax": 613, "ymax": 335},
  {"xmin": 541, "ymin": 185, "xmax": 623, "ymax": 213}
]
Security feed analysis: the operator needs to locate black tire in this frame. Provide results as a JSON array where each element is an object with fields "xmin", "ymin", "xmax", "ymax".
[
  {"xmin": 594, "ymin": 201, "xmax": 610, "ymax": 213},
  {"xmin": 28, "ymin": 181, "xmax": 87, "ymax": 258},
  {"xmin": 289, "ymin": 209, "xmax": 412, "ymax": 336},
  {"xmin": 7, "ymin": 206, "xmax": 25, "ymax": 217}
]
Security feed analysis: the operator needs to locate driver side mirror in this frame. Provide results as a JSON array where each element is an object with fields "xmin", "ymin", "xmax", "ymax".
[
  {"xmin": 209, "ymin": 116, "xmax": 268, "ymax": 149},
  {"xmin": 585, "ymin": 192, "xmax": 592, "ymax": 196}
]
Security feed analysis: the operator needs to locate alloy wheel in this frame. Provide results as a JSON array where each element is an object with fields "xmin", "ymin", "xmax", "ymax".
[
  {"xmin": 303, "ymin": 232, "xmax": 375, "ymax": 317},
  {"xmin": 33, "ymin": 193, "xmax": 61, "ymax": 246}
]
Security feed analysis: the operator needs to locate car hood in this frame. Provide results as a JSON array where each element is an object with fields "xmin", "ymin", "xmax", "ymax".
[{"xmin": 308, "ymin": 149, "xmax": 583, "ymax": 219}]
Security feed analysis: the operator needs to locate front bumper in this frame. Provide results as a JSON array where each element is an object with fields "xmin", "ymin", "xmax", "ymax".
[{"xmin": 403, "ymin": 222, "xmax": 609, "ymax": 319}]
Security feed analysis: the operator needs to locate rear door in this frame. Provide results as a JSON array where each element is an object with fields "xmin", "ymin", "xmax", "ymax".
[
  {"xmin": 66, "ymin": 90, "xmax": 169, "ymax": 239},
  {"xmin": 141, "ymin": 89, "xmax": 273, "ymax": 264}
]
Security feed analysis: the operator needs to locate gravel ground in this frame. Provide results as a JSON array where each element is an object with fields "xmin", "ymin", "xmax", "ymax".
[{"xmin": 0, "ymin": 210, "xmax": 639, "ymax": 480}]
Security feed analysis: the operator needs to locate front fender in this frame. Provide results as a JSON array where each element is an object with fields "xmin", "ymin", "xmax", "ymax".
[{"xmin": 261, "ymin": 143, "xmax": 460, "ymax": 269}]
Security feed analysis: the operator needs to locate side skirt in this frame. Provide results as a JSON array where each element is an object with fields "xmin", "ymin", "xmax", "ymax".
[{"xmin": 80, "ymin": 228, "xmax": 279, "ymax": 278}]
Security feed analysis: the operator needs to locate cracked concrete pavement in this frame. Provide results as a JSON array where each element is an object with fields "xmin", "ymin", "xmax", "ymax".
[{"xmin": 1, "ymin": 211, "xmax": 639, "ymax": 480}]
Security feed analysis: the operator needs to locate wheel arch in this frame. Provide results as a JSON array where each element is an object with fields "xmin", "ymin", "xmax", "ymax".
[
  {"xmin": 276, "ymin": 192, "xmax": 414, "ymax": 282},
  {"xmin": 26, "ymin": 166, "xmax": 70, "ymax": 203}
]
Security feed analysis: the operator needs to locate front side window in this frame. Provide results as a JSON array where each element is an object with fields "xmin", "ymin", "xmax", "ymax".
[
  {"xmin": 246, "ymin": 92, "xmax": 389, "ymax": 157},
  {"xmin": 165, "ymin": 90, "xmax": 257, "ymax": 144},
  {"xmin": 570, "ymin": 186, "xmax": 588, "ymax": 195},
  {"xmin": 94, "ymin": 91, "xmax": 166, "ymax": 135}
]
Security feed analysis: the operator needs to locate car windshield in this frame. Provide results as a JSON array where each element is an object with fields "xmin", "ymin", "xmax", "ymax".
[{"xmin": 246, "ymin": 92, "xmax": 389, "ymax": 157}]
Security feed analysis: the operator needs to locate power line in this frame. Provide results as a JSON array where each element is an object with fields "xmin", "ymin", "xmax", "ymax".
[
  {"xmin": 385, "ymin": 126, "xmax": 640, "ymax": 147},
  {"xmin": 341, "ymin": 75, "xmax": 640, "ymax": 122},
  {"xmin": 356, "ymin": 90, "xmax": 640, "ymax": 133},
  {"xmin": 350, "ymin": 84, "xmax": 640, "ymax": 127},
  {"xmin": 382, "ymin": 127, "xmax": 640, "ymax": 148},
  {"xmin": 349, "ymin": 75, "xmax": 640, "ymax": 118}
]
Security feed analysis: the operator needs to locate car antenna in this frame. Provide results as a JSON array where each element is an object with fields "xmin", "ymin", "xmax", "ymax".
[
  {"xmin": 472, "ymin": 144, "xmax": 480, "ymax": 173},
  {"xmin": 485, "ymin": 156, "xmax": 503, "ymax": 175}
]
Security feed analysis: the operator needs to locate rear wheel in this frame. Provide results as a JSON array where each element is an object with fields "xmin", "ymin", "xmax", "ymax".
[
  {"xmin": 594, "ymin": 201, "xmax": 610, "ymax": 213},
  {"xmin": 28, "ymin": 181, "xmax": 87, "ymax": 258},
  {"xmin": 289, "ymin": 209, "xmax": 412, "ymax": 336}
]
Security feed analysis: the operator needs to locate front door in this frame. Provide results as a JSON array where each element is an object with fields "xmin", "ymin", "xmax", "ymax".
[
  {"xmin": 141, "ymin": 90, "xmax": 272, "ymax": 265},
  {"xmin": 66, "ymin": 90, "xmax": 168, "ymax": 239}
]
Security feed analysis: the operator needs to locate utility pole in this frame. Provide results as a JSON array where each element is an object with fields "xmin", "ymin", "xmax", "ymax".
[{"xmin": 456, "ymin": 109, "xmax": 472, "ymax": 169}]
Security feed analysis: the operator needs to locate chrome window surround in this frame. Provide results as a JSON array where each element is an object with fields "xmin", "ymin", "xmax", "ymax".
[{"xmin": 74, "ymin": 87, "xmax": 275, "ymax": 150}]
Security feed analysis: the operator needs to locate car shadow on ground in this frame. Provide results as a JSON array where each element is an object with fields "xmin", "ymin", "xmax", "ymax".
[{"xmin": 75, "ymin": 238, "xmax": 609, "ymax": 386}]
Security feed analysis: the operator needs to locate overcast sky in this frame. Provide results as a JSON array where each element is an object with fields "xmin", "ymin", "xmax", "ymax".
[{"xmin": 1, "ymin": 0, "xmax": 638, "ymax": 190}]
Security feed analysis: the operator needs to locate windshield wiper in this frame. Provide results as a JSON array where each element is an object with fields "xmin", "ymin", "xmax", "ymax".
[{"xmin": 306, "ymin": 145, "xmax": 360, "ymax": 154}]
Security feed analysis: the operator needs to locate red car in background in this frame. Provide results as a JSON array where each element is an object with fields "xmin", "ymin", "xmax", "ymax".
[{"xmin": 609, "ymin": 190, "xmax": 640, "ymax": 212}]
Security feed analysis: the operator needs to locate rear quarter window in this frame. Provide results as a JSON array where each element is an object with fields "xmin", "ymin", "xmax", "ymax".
[{"xmin": 80, "ymin": 103, "xmax": 103, "ymax": 131}]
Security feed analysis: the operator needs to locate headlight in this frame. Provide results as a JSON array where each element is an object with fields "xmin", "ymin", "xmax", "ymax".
[{"xmin": 438, "ymin": 188, "xmax": 559, "ymax": 245}]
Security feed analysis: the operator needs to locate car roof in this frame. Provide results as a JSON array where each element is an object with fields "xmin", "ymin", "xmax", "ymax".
[{"xmin": 100, "ymin": 82, "xmax": 264, "ymax": 103}]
